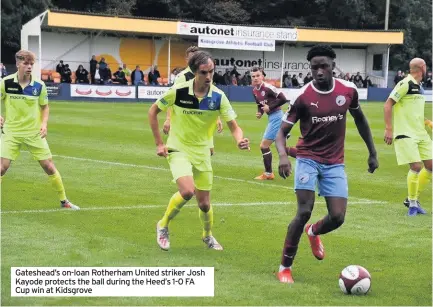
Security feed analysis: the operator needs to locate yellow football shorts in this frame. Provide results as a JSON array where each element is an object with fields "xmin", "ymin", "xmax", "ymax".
[
  {"xmin": 167, "ymin": 150, "xmax": 213, "ymax": 191},
  {"xmin": 1, "ymin": 133, "xmax": 52, "ymax": 161},
  {"xmin": 394, "ymin": 136, "xmax": 432, "ymax": 165}
]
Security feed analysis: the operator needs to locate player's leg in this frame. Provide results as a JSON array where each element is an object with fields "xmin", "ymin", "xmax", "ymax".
[
  {"xmin": 306, "ymin": 163, "xmax": 348, "ymax": 259},
  {"xmin": 255, "ymin": 138, "xmax": 275, "ymax": 180},
  {"xmin": 157, "ymin": 151, "xmax": 195, "ymax": 250},
  {"xmin": 192, "ymin": 159, "xmax": 222, "ymax": 250},
  {"xmin": 394, "ymin": 137, "xmax": 423, "ymax": 215},
  {"xmin": 278, "ymin": 158, "xmax": 318, "ymax": 283},
  {"xmin": 414, "ymin": 138, "xmax": 433, "ymax": 213}
]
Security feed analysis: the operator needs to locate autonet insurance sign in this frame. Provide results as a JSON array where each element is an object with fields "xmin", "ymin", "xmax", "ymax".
[{"xmin": 178, "ymin": 22, "xmax": 298, "ymax": 41}]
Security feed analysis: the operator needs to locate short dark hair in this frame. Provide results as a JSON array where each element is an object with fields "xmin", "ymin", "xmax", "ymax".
[
  {"xmin": 186, "ymin": 46, "xmax": 200, "ymax": 56},
  {"xmin": 188, "ymin": 51, "xmax": 213, "ymax": 73},
  {"xmin": 307, "ymin": 45, "xmax": 336, "ymax": 61},
  {"xmin": 250, "ymin": 66, "xmax": 264, "ymax": 74}
]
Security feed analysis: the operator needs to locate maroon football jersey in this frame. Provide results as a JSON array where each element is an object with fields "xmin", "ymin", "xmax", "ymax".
[
  {"xmin": 253, "ymin": 82, "xmax": 287, "ymax": 115},
  {"xmin": 283, "ymin": 78, "xmax": 360, "ymax": 164}
]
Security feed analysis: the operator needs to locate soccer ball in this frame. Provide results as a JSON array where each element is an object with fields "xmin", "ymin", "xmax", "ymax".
[{"xmin": 338, "ymin": 265, "xmax": 371, "ymax": 295}]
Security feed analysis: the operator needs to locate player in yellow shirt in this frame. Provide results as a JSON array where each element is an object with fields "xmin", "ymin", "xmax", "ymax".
[
  {"xmin": 1, "ymin": 50, "xmax": 79, "ymax": 210},
  {"xmin": 163, "ymin": 46, "xmax": 223, "ymax": 155},
  {"xmin": 384, "ymin": 57, "xmax": 431, "ymax": 216},
  {"xmin": 148, "ymin": 51, "xmax": 250, "ymax": 250}
]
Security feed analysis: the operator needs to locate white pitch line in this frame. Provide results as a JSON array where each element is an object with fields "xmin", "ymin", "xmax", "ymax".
[
  {"xmin": 1, "ymin": 200, "xmax": 386, "ymax": 214},
  {"xmin": 19, "ymin": 152, "xmax": 386, "ymax": 204}
]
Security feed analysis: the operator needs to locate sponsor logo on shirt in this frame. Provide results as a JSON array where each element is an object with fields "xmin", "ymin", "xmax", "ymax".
[
  {"xmin": 394, "ymin": 92, "xmax": 400, "ymax": 99},
  {"xmin": 8, "ymin": 88, "xmax": 19, "ymax": 91},
  {"xmin": 310, "ymin": 101, "xmax": 319, "ymax": 108},
  {"xmin": 9, "ymin": 95, "xmax": 26, "ymax": 100},
  {"xmin": 183, "ymin": 110, "xmax": 203, "ymax": 115},
  {"xmin": 180, "ymin": 100, "xmax": 194, "ymax": 104},
  {"xmin": 312, "ymin": 114, "xmax": 343, "ymax": 124}
]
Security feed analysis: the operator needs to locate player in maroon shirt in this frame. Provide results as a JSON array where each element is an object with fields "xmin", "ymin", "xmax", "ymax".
[
  {"xmin": 251, "ymin": 67, "xmax": 296, "ymax": 180},
  {"xmin": 274, "ymin": 45, "xmax": 379, "ymax": 283}
]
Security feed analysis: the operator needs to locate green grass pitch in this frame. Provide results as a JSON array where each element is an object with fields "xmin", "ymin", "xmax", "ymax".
[{"xmin": 1, "ymin": 101, "xmax": 431, "ymax": 306}]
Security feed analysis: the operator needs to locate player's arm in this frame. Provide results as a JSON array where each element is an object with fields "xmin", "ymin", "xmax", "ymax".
[
  {"xmin": 1, "ymin": 79, "xmax": 5, "ymax": 128},
  {"xmin": 384, "ymin": 80, "xmax": 408, "ymax": 144},
  {"xmin": 148, "ymin": 88, "xmax": 176, "ymax": 157},
  {"xmin": 424, "ymin": 118, "xmax": 432, "ymax": 129},
  {"xmin": 220, "ymin": 94, "xmax": 248, "ymax": 149},
  {"xmin": 39, "ymin": 83, "xmax": 49, "ymax": 138},
  {"xmin": 348, "ymin": 90, "xmax": 378, "ymax": 173},
  {"xmin": 267, "ymin": 88, "xmax": 289, "ymax": 112},
  {"xmin": 226, "ymin": 120, "xmax": 249, "ymax": 150},
  {"xmin": 253, "ymin": 95, "xmax": 263, "ymax": 119},
  {"xmin": 276, "ymin": 101, "xmax": 298, "ymax": 179}
]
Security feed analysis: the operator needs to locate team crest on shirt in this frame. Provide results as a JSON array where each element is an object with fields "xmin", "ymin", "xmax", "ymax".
[
  {"xmin": 336, "ymin": 95, "xmax": 346, "ymax": 106},
  {"xmin": 32, "ymin": 88, "xmax": 39, "ymax": 96},
  {"xmin": 208, "ymin": 100, "xmax": 216, "ymax": 110}
]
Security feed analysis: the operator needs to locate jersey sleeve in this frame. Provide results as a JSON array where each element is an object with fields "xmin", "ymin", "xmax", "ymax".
[
  {"xmin": 174, "ymin": 73, "xmax": 186, "ymax": 85},
  {"xmin": 219, "ymin": 94, "xmax": 237, "ymax": 122},
  {"xmin": 349, "ymin": 88, "xmax": 359, "ymax": 109},
  {"xmin": 282, "ymin": 95, "xmax": 301, "ymax": 125},
  {"xmin": 388, "ymin": 80, "xmax": 409, "ymax": 103},
  {"xmin": 39, "ymin": 83, "xmax": 48, "ymax": 106},
  {"xmin": 1, "ymin": 79, "xmax": 5, "ymax": 103},
  {"xmin": 155, "ymin": 87, "xmax": 176, "ymax": 111}
]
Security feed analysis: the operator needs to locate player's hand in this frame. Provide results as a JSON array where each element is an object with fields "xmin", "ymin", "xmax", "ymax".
[
  {"xmin": 40, "ymin": 123, "xmax": 48, "ymax": 138},
  {"xmin": 156, "ymin": 144, "xmax": 168, "ymax": 157},
  {"xmin": 384, "ymin": 128, "xmax": 393, "ymax": 145},
  {"xmin": 278, "ymin": 156, "xmax": 292, "ymax": 179},
  {"xmin": 237, "ymin": 138, "xmax": 250, "ymax": 151},
  {"xmin": 367, "ymin": 154, "xmax": 379, "ymax": 173},
  {"xmin": 425, "ymin": 119, "xmax": 433, "ymax": 129},
  {"xmin": 163, "ymin": 119, "xmax": 171, "ymax": 135},
  {"xmin": 0, "ymin": 116, "xmax": 4, "ymax": 128},
  {"xmin": 217, "ymin": 119, "xmax": 223, "ymax": 133},
  {"xmin": 256, "ymin": 112, "xmax": 262, "ymax": 119},
  {"xmin": 261, "ymin": 105, "xmax": 270, "ymax": 114}
]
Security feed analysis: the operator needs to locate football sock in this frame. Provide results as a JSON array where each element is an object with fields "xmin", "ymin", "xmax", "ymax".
[
  {"xmin": 199, "ymin": 206, "xmax": 213, "ymax": 238},
  {"xmin": 308, "ymin": 225, "xmax": 315, "ymax": 236},
  {"xmin": 281, "ymin": 241, "xmax": 298, "ymax": 268},
  {"xmin": 160, "ymin": 192, "xmax": 188, "ymax": 227},
  {"xmin": 417, "ymin": 168, "xmax": 432, "ymax": 199},
  {"xmin": 407, "ymin": 169, "xmax": 420, "ymax": 203},
  {"xmin": 279, "ymin": 264, "xmax": 291, "ymax": 272},
  {"xmin": 261, "ymin": 148, "xmax": 272, "ymax": 173},
  {"xmin": 48, "ymin": 170, "xmax": 67, "ymax": 201}
]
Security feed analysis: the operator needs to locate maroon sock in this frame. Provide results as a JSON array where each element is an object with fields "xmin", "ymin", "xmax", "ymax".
[{"xmin": 261, "ymin": 148, "xmax": 272, "ymax": 173}]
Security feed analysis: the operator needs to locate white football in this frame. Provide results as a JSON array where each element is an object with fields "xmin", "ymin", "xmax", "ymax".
[{"xmin": 338, "ymin": 265, "xmax": 371, "ymax": 295}]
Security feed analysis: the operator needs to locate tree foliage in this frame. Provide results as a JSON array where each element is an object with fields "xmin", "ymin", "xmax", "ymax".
[{"xmin": 1, "ymin": 0, "xmax": 431, "ymax": 69}]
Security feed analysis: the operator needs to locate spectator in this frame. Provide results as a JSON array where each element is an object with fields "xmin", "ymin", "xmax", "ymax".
[
  {"xmin": 394, "ymin": 70, "xmax": 403, "ymax": 85},
  {"xmin": 291, "ymin": 74, "xmax": 299, "ymax": 87},
  {"xmin": 113, "ymin": 66, "xmax": 127, "ymax": 85},
  {"xmin": 297, "ymin": 73, "xmax": 304, "ymax": 87},
  {"xmin": 61, "ymin": 64, "xmax": 72, "ymax": 83},
  {"xmin": 231, "ymin": 75, "xmax": 238, "ymax": 86},
  {"xmin": 425, "ymin": 71, "xmax": 432, "ymax": 88},
  {"xmin": 131, "ymin": 65, "xmax": 145, "ymax": 85},
  {"xmin": 349, "ymin": 75, "xmax": 355, "ymax": 82},
  {"xmin": 282, "ymin": 71, "xmax": 290, "ymax": 88},
  {"xmin": 303, "ymin": 72, "xmax": 313, "ymax": 84},
  {"xmin": 230, "ymin": 66, "xmax": 241, "ymax": 79},
  {"xmin": 0, "ymin": 63, "xmax": 7, "ymax": 77},
  {"xmin": 169, "ymin": 68, "xmax": 178, "ymax": 85},
  {"xmin": 343, "ymin": 73, "xmax": 350, "ymax": 81},
  {"xmin": 223, "ymin": 68, "xmax": 231, "ymax": 85},
  {"xmin": 354, "ymin": 72, "xmax": 363, "ymax": 88},
  {"xmin": 240, "ymin": 71, "xmax": 252, "ymax": 86},
  {"xmin": 94, "ymin": 64, "xmax": 103, "ymax": 84},
  {"xmin": 103, "ymin": 64, "xmax": 112, "ymax": 84},
  {"xmin": 213, "ymin": 71, "xmax": 225, "ymax": 85},
  {"xmin": 363, "ymin": 76, "xmax": 373, "ymax": 88},
  {"xmin": 90, "ymin": 55, "xmax": 97, "ymax": 84},
  {"xmin": 122, "ymin": 64, "xmax": 131, "ymax": 77},
  {"xmin": 284, "ymin": 74, "xmax": 292, "ymax": 88},
  {"xmin": 56, "ymin": 60, "xmax": 65, "ymax": 75},
  {"xmin": 75, "ymin": 65, "xmax": 89, "ymax": 84},
  {"xmin": 99, "ymin": 57, "xmax": 107, "ymax": 70},
  {"xmin": 148, "ymin": 65, "xmax": 161, "ymax": 85}
]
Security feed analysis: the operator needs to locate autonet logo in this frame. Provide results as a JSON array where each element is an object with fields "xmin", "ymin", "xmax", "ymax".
[
  {"xmin": 312, "ymin": 114, "xmax": 343, "ymax": 124},
  {"xmin": 183, "ymin": 110, "xmax": 203, "ymax": 115}
]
